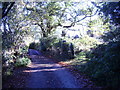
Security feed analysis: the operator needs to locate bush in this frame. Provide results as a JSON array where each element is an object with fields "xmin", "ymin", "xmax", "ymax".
[
  {"xmin": 39, "ymin": 36, "xmax": 75, "ymax": 60},
  {"xmin": 76, "ymin": 51, "xmax": 87, "ymax": 60},
  {"xmin": 78, "ymin": 35, "xmax": 98, "ymax": 46},
  {"xmin": 102, "ymin": 27, "xmax": 120, "ymax": 42},
  {"xmin": 40, "ymin": 36, "xmax": 59, "ymax": 51},
  {"xmin": 15, "ymin": 57, "xmax": 31, "ymax": 67},
  {"xmin": 20, "ymin": 45, "xmax": 29, "ymax": 53},
  {"xmin": 79, "ymin": 41, "xmax": 120, "ymax": 87}
]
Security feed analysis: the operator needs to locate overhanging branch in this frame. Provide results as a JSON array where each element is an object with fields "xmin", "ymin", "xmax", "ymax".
[
  {"xmin": 76, "ymin": 9, "xmax": 98, "ymax": 23},
  {"xmin": 59, "ymin": 9, "xmax": 98, "ymax": 28},
  {"xmin": 2, "ymin": 2, "xmax": 15, "ymax": 18}
]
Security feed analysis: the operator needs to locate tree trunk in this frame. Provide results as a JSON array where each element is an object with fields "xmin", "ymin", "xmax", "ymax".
[{"xmin": 42, "ymin": 33, "xmax": 48, "ymax": 37}]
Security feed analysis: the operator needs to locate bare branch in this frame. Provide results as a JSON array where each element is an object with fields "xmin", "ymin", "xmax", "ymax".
[
  {"xmin": 76, "ymin": 9, "xmax": 98, "ymax": 23},
  {"xmin": 2, "ymin": 2, "xmax": 15, "ymax": 18},
  {"xmin": 59, "ymin": 8, "xmax": 98, "ymax": 28}
]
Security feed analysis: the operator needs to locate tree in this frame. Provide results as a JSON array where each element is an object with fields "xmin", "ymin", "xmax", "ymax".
[
  {"xmin": 25, "ymin": 2, "xmax": 63, "ymax": 37},
  {"xmin": 92, "ymin": 2, "xmax": 120, "ymax": 42},
  {"xmin": 25, "ymin": 2, "xmax": 99, "ymax": 37},
  {"xmin": 92, "ymin": 2, "xmax": 120, "ymax": 26},
  {"xmin": 2, "ymin": 2, "xmax": 30, "ymax": 50}
]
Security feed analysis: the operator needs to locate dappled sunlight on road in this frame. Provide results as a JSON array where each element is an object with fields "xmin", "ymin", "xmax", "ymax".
[
  {"xmin": 23, "ymin": 68, "xmax": 62, "ymax": 73},
  {"xmin": 23, "ymin": 56, "xmax": 64, "ymax": 73},
  {"xmin": 24, "ymin": 55, "xmax": 82, "ymax": 88},
  {"xmin": 22, "ymin": 49, "xmax": 96, "ymax": 88},
  {"xmin": 28, "ymin": 63, "xmax": 61, "ymax": 68}
]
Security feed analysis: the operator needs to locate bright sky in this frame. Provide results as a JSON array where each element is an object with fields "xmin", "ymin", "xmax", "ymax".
[{"xmin": 55, "ymin": 2, "xmax": 99, "ymax": 37}]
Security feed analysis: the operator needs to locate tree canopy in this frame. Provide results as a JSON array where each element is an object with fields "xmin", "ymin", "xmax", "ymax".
[{"xmin": 92, "ymin": 2, "xmax": 120, "ymax": 26}]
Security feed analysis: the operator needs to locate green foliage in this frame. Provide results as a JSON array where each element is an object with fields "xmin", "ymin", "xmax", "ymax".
[
  {"xmin": 87, "ymin": 17, "xmax": 110, "ymax": 34},
  {"xmin": 79, "ymin": 41, "xmax": 120, "ymax": 87},
  {"xmin": 77, "ymin": 36, "xmax": 99, "ymax": 47},
  {"xmin": 26, "ymin": 2, "xmax": 67, "ymax": 37},
  {"xmin": 39, "ymin": 36, "xmax": 74, "ymax": 60},
  {"xmin": 47, "ymin": 2, "xmax": 62, "ymax": 16},
  {"xmin": 102, "ymin": 27, "xmax": 120, "ymax": 42},
  {"xmin": 20, "ymin": 45, "xmax": 29, "ymax": 54},
  {"xmin": 77, "ymin": 3, "xmax": 120, "ymax": 87},
  {"xmin": 40, "ymin": 36, "xmax": 59, "ymax": 51},
  {"xmin": 76, "ymin": 51, "xmax": 86, "ymax": 60},
  {"xmin": 93, "ymin": 2, "xmax": 120, "ymax": 25},
  {"xmin": 15, "ymin": 57, "xmax": 31, "ymax": 67}
]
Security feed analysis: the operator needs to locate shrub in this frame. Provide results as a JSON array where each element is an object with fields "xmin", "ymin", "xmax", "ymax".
[
  {"xmin": 40, "ymin": 36, "xmax": 59, "ymax": 51},
  {"xmin": 20, "ymin": 45, "xmax": 28, "ymax": 52},
  {"xmin": 78, "ymin": 35, "xmax": 98, "ymax": 46},
  {"xmin": 76, "ymin": 51, "xmax": 86, "ymax": 60},
  {"xmin": 39, "ymin": 36, "xmax": 75, "ymax": 60},
  {"xmin": 79, "ymin": 41, "xmax": 120, "ymax": 87},
  {"xmin": 102, "ymin": 27, "xmax": 120, "ymax": 42},
  {"xmin": 15, "ymin": 57, "xmax": 31, "ymax": 67}
]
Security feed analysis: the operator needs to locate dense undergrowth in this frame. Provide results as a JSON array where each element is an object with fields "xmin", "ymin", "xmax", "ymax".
[
  {"xmin": 15, "ymin": 57, "xmax": 31, "ymax": 67},
  {"xmin": 38, "ymin": 27, "xmax": 120, "ymax": 88},
  {"xmin": 74, "ymin": 27, "xmax": 120, "ymax": 88},
  {"xmin": 78, "ymin": 41, "xmax": 120, "ymax": 87},
  {"xmin": 39, "ymin": 36, "xmax": 75, "ymax": 61},
  {"xmin": 2, "ymin": 45, "xmax": 31, "ymax": 77}
]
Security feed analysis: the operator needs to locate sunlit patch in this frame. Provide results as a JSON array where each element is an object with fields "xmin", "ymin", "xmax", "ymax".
[
  {"xmin": 27, "ymin": 63, "xmax": 61, "ymax": 68},
  {"xmin": 23, "ymin": 68, "xmax": 62, "ymax": 72},
  {"xmin": 59, "ymin": 61, "xmax": 73, "ymax": 66}
]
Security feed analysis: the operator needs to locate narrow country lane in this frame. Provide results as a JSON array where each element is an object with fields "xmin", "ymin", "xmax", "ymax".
[
  {"xmin": 25, "ymin": 56, "xmax": 81, "ymax": 88},
  {"xmin": 23, "ymin": 49, "xmax": 94, "ymax": 88},
  {"xmin": 3, "ymin": 49, "xmax": 95, "ymax": 88}
]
